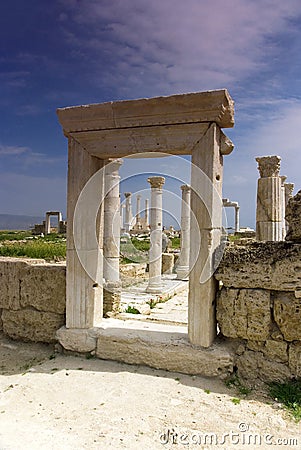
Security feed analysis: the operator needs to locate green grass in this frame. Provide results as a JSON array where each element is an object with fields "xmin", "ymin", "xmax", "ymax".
[
  {"xmin": 125, "ymin": 305, "xmax": 140, "ymax": 314},
  {"xmin": 120, "ymin": 237, "xmax": 149, "ymax": 264},
  {"xmin": 0, "ymin": 230, "xmax": 32, "ymax": 241},
  {"xmin": 269, "ymin": 380, "xmax": 301, "ymax": 422},
  {"xmin": 170, "ymin": 237, "xmax": 180, "ymax": 248},
  {"xmin": 0, "ymin": 240, "xmax": 66, "ymax": 260},
  {"xmin": 225, "ymin": 374, "xmax": 252, "ymax": 396}
]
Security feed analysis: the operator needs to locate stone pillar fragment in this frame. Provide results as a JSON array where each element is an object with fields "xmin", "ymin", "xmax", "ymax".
[
  {"xmin": 45, "ymin": 213, "xmax": 51, "ymax": 235},
  {"xmin": 234, "ymin": 206, "xmax": 240, "ymax": 233},
  {"xmin": 65, "ymin": 139, "xmax": 105, "ymax": 328},
  {"xmin": 103, "ymin": 159, "xmax": 122, "ymax": 316},
  {"xmin": 146, "ymin": 176, "xmax": 165, "ymax": 293},
  {"xmin": 176, "ymin": 185, "xmax": 191, "ymax": 280},
  {"xmin": 284, "ymin": 183, "xmax": 294, "ymax": 234},
  {"xmin": 145, "ymin": 199, "xmax": 149, "ymax": 227},
  {"xmin": 256, "ymin": 156, "xmax": 282, "ymax": 241},
  {"xmin": 189, "ymin": 123, "xmax": 228, "ymax": 347},
  {"xmin": 280, "ymin": 176, "xmax": 287, "ymax": 240},
  {"xmin": 124, "ymin": 193, "xmax": 132, "ymax": 232},
  {"xmin": 136, "ymin": 195, "xmax": 141, "ymax": 223}
]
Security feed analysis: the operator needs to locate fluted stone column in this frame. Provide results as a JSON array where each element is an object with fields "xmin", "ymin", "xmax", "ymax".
[
  {"xmin": 103, "ymin": 159, "xmax": 122, "ymax": 315},
  {"xmin": 136, "ymin": 194, "xmax": 142, "ymax": 228},
  {"xmin": 256, "ymin": 156, "xmax": 282, "ymax": 241},
  {"xmin": 176, "ymin": 185, "xmax": 191, "ymax": 280},
  {"xmin": 280, "ymin": 176, "xmax": 287, "ymax": 240},
  {"xmin": 124, "ymin": 192, "xmax": 132, "ymax": 232},
  {"xmin": 147, "ymin": 176, "xmax": 165, "ymax": 293},
  {"xmin": 284, "ymin": 183, "xmax": 294, "ymax": 234},
  {"xmin": 145, "ymin": 199, "xmax": 149, "ymax": 227},
  {"xmin": 234, "ymin": 205, "xmax": 240, "ymax": 233}
]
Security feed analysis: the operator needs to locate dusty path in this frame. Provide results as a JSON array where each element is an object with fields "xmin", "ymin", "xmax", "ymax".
[{"xmin": 0, "ymin": 333, "xmax": 300, "ymax": 449}]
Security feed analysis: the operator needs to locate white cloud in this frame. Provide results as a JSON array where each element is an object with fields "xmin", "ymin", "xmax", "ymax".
[
  {"xmin": 0, "ymin": 145, "xmax": 28, "ymax": 156},
  {"xmin": 59, "ymin": 0, "xmax": 301, "ymax": 96},
  {"xmin": 242, "ymin": 102, "xmax": 301, "ymax": 190},
  {"xmin": 0, "ymin": 144, "xmax": 65, "ymax": 167}
]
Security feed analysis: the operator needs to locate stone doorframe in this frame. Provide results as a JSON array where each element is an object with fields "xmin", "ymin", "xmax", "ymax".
[
  {"xmin": 57, "ymin": 89, "xmax": 234, "ymax": 348},
  {"xmin": 45, "ymin": 211, "xmax": 62, "ymax": 235}
]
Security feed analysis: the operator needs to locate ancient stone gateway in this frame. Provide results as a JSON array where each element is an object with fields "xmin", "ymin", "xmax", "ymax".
[
  {"xmin": 56, "ymin": 90, "xmax": 234, "ymax": 352},
  {"xmin": 45, "ymin": 211, "xmax": 63, "ymax": 235}
]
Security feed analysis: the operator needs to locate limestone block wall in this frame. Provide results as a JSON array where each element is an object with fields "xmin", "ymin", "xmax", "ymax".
[
  {"xmin": 0, "ymin": 257, "xmax": 66, "ymax": 343},
  {"xmin": 215, "ymin": 241, "xmax": 301, "ymax": 382}
]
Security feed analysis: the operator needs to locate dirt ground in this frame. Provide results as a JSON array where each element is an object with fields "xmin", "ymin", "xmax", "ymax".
[{"xmin": 0, "ymin": 333, "xmax": 300, "ymax": 450}]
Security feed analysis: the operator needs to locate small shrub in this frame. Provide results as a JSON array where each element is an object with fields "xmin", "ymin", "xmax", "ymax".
[
  {"xmin": 269, "ymin": 380, "xmax": 301, "ymax": 422},
  {"xmin": 125, "ymin": 305, "xmax": 140, "ymax": 314}
]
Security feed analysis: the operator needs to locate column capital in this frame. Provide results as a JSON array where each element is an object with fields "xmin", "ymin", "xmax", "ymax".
[
  {"xmin": 284, "ymin": 183, "xmax": 294, "ymax": 196},
  {"xmin": 124, "ymin": 192, "xmax": 132, "ymax": 198},
  {"xmin": 255, "ymin": 155, "xmax": 281, "ymax": 178},
  {"xmin": 105, "ymin": 158, "xmax": 123, "ymax": 175},
  {"xmin": 147, "ymin": 176, "xmax": 165, "ymax": 189},
  {"xmin": 180, "ymin": 184, "xmax": 191, "ymax": 192},
  {"xmin": 280, "ymin": 175, "xmax": 287, "ymax": 185}
]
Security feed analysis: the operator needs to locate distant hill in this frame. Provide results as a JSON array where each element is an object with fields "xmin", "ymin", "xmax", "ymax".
[{"xmin": 0, "ymin": 214, "xmax": 44, "ymax": 230}]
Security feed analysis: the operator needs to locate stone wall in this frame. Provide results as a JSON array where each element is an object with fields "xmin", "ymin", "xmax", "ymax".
[
  {"xmin": 215, "ymin": 241, "xmax": 301, "ymax": 382},
  {"xmin": 0, "ymin": 257, "xmax": 66, "ymax": 343}
]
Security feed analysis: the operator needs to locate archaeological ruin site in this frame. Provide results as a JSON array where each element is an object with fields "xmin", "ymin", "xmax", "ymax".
[{"xmin": 1, "ymin": 89, "xmax": 301, "ymax": 383}]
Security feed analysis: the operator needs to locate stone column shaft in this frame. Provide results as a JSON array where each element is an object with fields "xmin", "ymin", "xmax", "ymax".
[
  {"xmin": 124, "ymin": 193, "xmax": 132, "ymax": 232},
  {"xmin": 284, "ymin": 183, "xmax": 294, "ymax": 234},
  {"xmin": 176, "ymin": 185, "xmax": 191, "ymax": 280},
  {"xmin": 189, "ymin": 123, "xmax": 225, "ymax": 347},
  {"xmin": 235, "ymin": 206, "xmax": 240, "ymax": 233},
  {"xmin": 45, "ymin": 213, "xmax": 51, "ymax": 234},
  {"xmin": 66, "ymin": 139, "xmax": 105, "ymax": 328},
  {"xmin": 103, "ymin": 159, "xmax": 122, "ymax": 284},
  {"xmin": 145, "ymin": 199, "xmax": 149, "ymax": 227},
  {"xmin": 256, "ymin": 156, "xmax": 282, "ymax": 241},
  {"xmin": 147, "ymin": 176, "xmax": 165, "ymax": 293},
  {"xmin": 136, "ymin": 194, "xmax": 141, "ymax": 225}
]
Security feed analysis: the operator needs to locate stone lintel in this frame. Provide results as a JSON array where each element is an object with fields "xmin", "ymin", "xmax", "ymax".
[{"xmin": 57, "ymin": 89, "xmax": 234, "ymax": 134}]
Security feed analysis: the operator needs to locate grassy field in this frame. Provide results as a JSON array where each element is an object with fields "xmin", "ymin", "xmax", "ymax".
[
  {"xmin": 0, "ymin": 231, "xmax": 66, "ymax": 261},
  {"xmin": 0, "ymin": 231, "xmax": 180, "ymax": 262}
]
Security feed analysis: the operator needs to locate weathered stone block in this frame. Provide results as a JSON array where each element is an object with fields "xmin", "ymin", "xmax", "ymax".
[
  {"xmin": 0, "ymin": 309, "xmax": 2, "ymax": 331},
  {"xmin": 286, "ymin": 190, "xmax": 301, "ymax": 243},
  {"xmin": 20, "ymin": 264, "xmax": 66, "ymax": 314},
  {"xmin": 288, "ymin": 343, "xmax": 301, "ymax": 377},
  {"xmin": 162, "ymin": 253, "xmax": 174, "ymax": 274},
  {"xmin": 273, "ymin": 292, "xmax": 301, "ymax": 341},
  {"xmin": 0, "ymin": 258, "xmax": 27, "ymax": 310},
  {"xmin": 236, "ymin": 350, "xmax": 291, "ymax": 382},
  {"xmin": 96, "ymin": 324, "xmax": 234, "ymax": 378},
  {"xmin": 215, "ymin": 242, "xmax": 301, "ymax": 291},
  {"xmin": 217, "ymin": 288, "xmax": 271, "ymax": 340},
  {"xmin": 247, "ymin": 341, "xmax": 264, "ymax": 352},
  {"xmin": 56, "ymin": 326, "xmax": 98, "ymax": 352},
  {"xmin": 264, "ymin": 340, "xmax": 288, "ymax": 363},
  {"xmin": 2, "ymin": 309, "xmax": 64, "ymax": 343},
  {"xmin": 103, "ymin": 285, "xmax": 121, "ymax": 316}
]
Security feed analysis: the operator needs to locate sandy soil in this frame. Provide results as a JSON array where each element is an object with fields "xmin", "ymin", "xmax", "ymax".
[{"xmin": 0, "ymin": 333, "xmax": 300, "ymax": 449}]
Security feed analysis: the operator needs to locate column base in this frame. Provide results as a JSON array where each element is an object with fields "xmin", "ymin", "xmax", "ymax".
[
  {"xmin": 103, "ymin": 281, "xmax": 121, "ymax": 317},
  {"xmin": 176, "ymin": 266, "xmax": 189, "ymax": 280},
  {"xmin": 146, "ymin": 283, "xmax": 163, "ymax": 294}
]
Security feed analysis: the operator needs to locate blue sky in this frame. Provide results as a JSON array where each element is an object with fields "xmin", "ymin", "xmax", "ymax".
[{"xmin": 1, "ymin": 0, "xmax": 301, "ymax": 229}]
